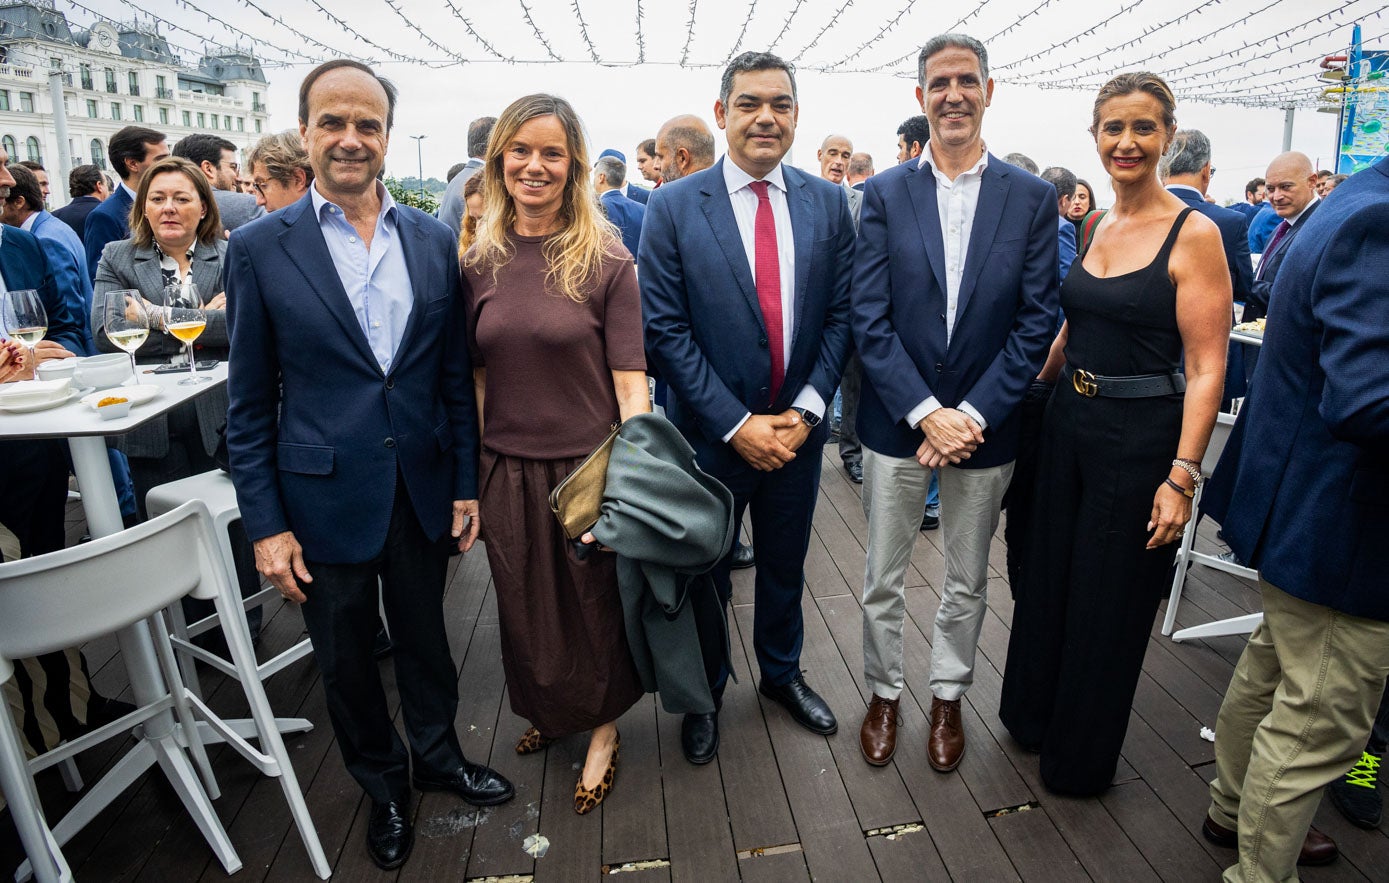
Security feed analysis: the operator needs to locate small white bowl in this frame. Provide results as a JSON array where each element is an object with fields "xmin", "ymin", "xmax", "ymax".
[
  {"xmin": 36, "ymin": 358, "xmax": 77, "ymax": 382},
  {"xmin": 74, "ymin": 353, "xmax": 132, "ymax": 390},
  {"xmin": 95, "ymin": 398, "xmax": 132, "ymax": 421}
]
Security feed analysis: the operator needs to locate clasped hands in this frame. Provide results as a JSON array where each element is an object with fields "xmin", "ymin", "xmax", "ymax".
[
  {"xmin": 731, "ymin": 409, "xmax": 812, "ymax": 471},
  {"xmin": 916, "ymin": 408, "xmax": 984, "ymax": 468},
  {"xmin": 253, "ymin": 499, "xmax": 480, "ymax": 603}
]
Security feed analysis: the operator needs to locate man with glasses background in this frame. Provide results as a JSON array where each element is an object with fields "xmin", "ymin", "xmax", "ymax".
[{"xmin": 246, "ymin": 130, "xmax": 314, "ymax": 213}]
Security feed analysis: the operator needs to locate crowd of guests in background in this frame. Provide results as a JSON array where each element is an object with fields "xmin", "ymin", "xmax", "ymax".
[{"xmin": 0, "ymin": 29, "xmax": 1386, "ymax": 883}]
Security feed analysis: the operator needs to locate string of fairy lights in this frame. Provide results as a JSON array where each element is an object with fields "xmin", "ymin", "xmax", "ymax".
[{"xmin": 46, "ymin": 0, "xmax": 1379, "ymax": 109}]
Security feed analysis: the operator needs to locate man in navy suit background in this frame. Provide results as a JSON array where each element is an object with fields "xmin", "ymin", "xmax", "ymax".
[
  {"xmin": 593, "ymin": 155, "xmax": 645, "ymax": 258},
  {"xmin": 225, "ymin": 59, "xmax": 511, "ymax": 870},
  {"xmin": 1200, "ymin": 156, "xmax": 1389, "ymax": 883},
  {"xmin": 51, "ymin": 164, "xmax": 108, "ymax": 243},
  {"xmin": 1161, "ymin": 130, "xmax": 1253, "ymax": 307},
  {"xmin": 83, "ymin": 125, "xmax": 167, "ymax": 283},
  {"xmin": 1161, "ymin": 129, "xmax": 1253, "ymax": 403},
  {"xmin": 1243, "ymin": 151, "xmax": 1319, "ymax": 322},
  {"xmin": 852, "ymin": 33, "xmax": 1058, "ymax": 771},
  {"xmin": 641, "ymin": 51, "xmax": 855, "ymax": 765}
]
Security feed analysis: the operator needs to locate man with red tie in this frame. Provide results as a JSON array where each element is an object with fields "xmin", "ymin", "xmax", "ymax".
[{"xmin": 640, "ymin": 51, "xmax": 856, "ymax": 765}]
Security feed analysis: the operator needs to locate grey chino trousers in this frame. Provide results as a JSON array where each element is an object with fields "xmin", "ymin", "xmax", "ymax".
[{"xmin": 861, "ymin": 446, "xmax": 1013, "ymax": 702}]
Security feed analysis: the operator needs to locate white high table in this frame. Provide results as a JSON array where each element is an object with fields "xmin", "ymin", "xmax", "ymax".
[{"xmin": 0, "ymin": 364, "xmax": 309, "ymax": 874}]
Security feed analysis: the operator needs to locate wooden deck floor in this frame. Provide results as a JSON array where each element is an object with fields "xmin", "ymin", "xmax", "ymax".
[{"xmin": 4, "ymin": 449, "xmax": 1387, "ymax": 881}]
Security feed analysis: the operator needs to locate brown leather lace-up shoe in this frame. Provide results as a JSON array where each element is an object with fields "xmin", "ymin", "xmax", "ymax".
[
  {"xmin": 1201, "ymin": 815, "xmax": 1339, "ymax": 866},
  {"xmin": 927, "ymin": 697, "xmax": 965, "ymax": 772},
  {"xmin": 860, "ymin": 695, "xmax": 901, "ymax": 766}
]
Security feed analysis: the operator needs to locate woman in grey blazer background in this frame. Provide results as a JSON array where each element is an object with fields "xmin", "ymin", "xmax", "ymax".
[
  {"xmin": 91, "ymin": 156, "xmax": 230, "ymax": 516},
  {"xmin": 91, "ymin": 155, "xmax": 261, "ymax": 640}
]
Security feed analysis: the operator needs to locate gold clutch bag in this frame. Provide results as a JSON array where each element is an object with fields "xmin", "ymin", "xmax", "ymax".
[{"xmin": 549, "ymin": 422, "xmax": 621, "ymax": 540}]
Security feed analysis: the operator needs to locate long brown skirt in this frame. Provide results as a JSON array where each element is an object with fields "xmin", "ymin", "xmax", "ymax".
[{"xmin": 479, "ymin": 449, "xmax": 643, "ymax": 737}]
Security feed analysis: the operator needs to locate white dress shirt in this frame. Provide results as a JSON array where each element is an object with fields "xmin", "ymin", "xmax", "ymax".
[
  {"xmin": 905, "ymin": 145, "xmax": 990, "ymax": 432},
  {"xmin": 721, "ymin": 159, "xmax": 826, "ymax": 441}
]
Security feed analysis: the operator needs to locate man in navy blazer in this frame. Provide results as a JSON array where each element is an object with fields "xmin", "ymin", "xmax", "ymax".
[
  {"xmin": 1200, "ymin": 157, "xmax": 1389, "ymax": 883},
  {"xmin": 641, "ymin": 51, "xmax": 855, "ymax": 764},
  {"xmin": 1243, "ymin": 151, "xmax": 1319, "ymax": 322},
  {"xmin": 51, "ymin": 164, "xmax": 107, "ymax": 242},
  {"xmin": 594, "ymin": 156, "xmax": 645, "ymax": 258},
  {"xmin": 1161, "ymin": 129, "xmax": 1253, "ymax": 403},
  {"xmin": 852, "ymin": 34, "xmax": 1058, "ymax": 771},
  {"xmin": 84, "ymin": 126, "xmax": 168, "ymax": 283},
  {"xmin": 225, "ymin": 60, "xmax": 511, "ymax": 870}
]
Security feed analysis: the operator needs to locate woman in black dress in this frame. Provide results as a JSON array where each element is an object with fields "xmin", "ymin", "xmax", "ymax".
[{"xmin": 999, "ymin": 72, "xmax": 1232, "ymax": 795}]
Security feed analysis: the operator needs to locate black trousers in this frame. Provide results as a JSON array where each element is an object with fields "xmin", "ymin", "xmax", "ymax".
[
  {"xmin": 1000, "ymin": 385, "xmax": 1183, "ymax": 795},
  {"xmin": 299, "ymin": 475, "xmax": 465, "ymax": 804},
  {"xmin": 0, "ymin": 439, "xmax": 68, "ymax": 558},
  {"xmin": 695, "ymin": 425, "xmax": 828, "ymax": 696},
  {"xmin": 1001, "ymin": 380, "xmax": 1055, "ymax": 596},
  {"xmin": 837, "ymin": 351, "xmax": 863, "ymax": 466}
]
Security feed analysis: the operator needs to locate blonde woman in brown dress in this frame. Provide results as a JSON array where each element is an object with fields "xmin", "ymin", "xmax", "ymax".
[{"xmin": 461, "ymin": 94, "xmax": 648, "ymax": 815}]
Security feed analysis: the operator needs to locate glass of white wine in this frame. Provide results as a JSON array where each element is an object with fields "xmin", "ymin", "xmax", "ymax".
[
  {"xmin": 99, "ymin": 289, "xmax": 149, "ymax": 378},
  {"xmin": 0, "ymin": 289, "xmax": 48, "ymax": 348},
  {"xmin": 164, "ymin": 306, "xmax": 210, "ymax": 386}
]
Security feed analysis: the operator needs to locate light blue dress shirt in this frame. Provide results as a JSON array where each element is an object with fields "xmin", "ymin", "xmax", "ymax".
[{"xmin": 310, "ymin": 182, "xmax": 413, "ymax": 373}]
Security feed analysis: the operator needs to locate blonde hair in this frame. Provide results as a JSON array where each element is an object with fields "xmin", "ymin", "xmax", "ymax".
[{"xmin": 464, "ymin": 93, "xmax": 615, "ymax": 303}]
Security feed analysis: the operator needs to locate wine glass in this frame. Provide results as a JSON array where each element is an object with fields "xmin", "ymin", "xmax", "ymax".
[
  {"xmin": 99, "ymin": 289, "xmax": 149, "ymax": 377},
  {"xmin": 164, "ymin": 306, "xmax": 210, "ymax": 386},
  {"xmin": 0, "ymin": 289, "xmax": 48, "ymax": 348}
]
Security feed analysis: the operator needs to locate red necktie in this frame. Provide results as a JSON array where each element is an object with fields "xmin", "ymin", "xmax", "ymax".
[
  {"xmin": 748, "ymin": 180, "xmax": 784, "ymax": 404},
  {"xmin": 1257, "ymin": 220, "xmax": 1291, "ymax": 281}
]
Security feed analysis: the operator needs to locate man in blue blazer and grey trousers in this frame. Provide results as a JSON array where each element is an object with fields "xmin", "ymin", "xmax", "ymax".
[
  {"xmin": 1200, "ymin": 157, "xmax": 1389, "ymax": 883},
  {"xmin": 851, "ymin": 34, "xmax": 1058, "ymax": 771},
  {"xmin": 641, "ymin": 51, "xmax": 855, "ymax": 766},
  {"xmin": 225, "ymin": 60, "xmax": 511, "ymax": 871}
]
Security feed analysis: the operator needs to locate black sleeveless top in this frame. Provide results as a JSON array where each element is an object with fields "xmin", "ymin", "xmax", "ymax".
[{"xmin": 1061, "ymin": 207, "xmax": 1193, "ymax": 377}]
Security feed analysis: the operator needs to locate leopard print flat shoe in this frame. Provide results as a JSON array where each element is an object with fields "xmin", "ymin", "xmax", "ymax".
[
  {"xmin": 515, "ymin": 727, "xmax": 554, "ymax": 755},
  {"xmin": 574, "ymin": 733, "xmax": 620, "ymax": 815}
]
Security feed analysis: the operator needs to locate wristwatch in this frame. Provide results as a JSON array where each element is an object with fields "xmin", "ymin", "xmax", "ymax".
[{"xmin": 792, "ymin": 407, "xmax": 821, "ymax": 428}]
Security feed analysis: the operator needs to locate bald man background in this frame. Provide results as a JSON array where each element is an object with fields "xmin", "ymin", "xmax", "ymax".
[
  {"xmin": 654, "ymin": 115, "xmax": 716, "ymax": 183},
  {"xmin": 818, "ymin": 134, "xmax": 860, "ymax": 226},
  {"xmin": 1245, "ymin": 151, "xmax": 1319, "ymax": 323}
]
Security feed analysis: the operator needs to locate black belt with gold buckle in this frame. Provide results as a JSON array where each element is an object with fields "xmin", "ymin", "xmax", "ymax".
[{"xmin": 1063, "ymin": 364, "xmax": 1186, "ymax": 399}]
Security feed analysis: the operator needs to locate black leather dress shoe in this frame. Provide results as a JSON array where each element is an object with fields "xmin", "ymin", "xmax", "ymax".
[
  {"xmin": 730, "ymin": 542, "xmax": 755, "ymax": 570},
  {"xmin": 682, "ymin": 711, "xmax": 720, "ymax": 764},
  {"xmin": 845, "ymin": 461, "xmax": 864, "ymax": 484},
  {"xmin": 413, "ymin": 761, "xmax": 514, "ymax": 806},
  {"xmin": 759, "ymin": 675, "xmax": 838, "ymax": 735},
  {"xmin": 367, "ymin": 800, "xmax": 413, "ymax": 870}
]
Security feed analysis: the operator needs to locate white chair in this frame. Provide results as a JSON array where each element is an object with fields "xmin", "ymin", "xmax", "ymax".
[
  {"xmin": 1161, "ymin": 412, "xmax": 1263, "ymax": 639},
  {"xmin": 146, "ymin": 471, "xmax": 315, "ymax": 705},
  {"xmin": 0, "ymin": 502, "xmax": 329, "ymax": 882}
]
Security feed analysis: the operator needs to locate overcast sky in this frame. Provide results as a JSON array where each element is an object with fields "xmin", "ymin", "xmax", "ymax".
[{"xmin": 107, "ymin": 0, "xmax": 1369, "ymax": 204}]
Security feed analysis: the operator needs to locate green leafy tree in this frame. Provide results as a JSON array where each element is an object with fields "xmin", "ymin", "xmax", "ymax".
[{"xmin": 384, "ymin": 176, "xmax": 440, "ymax": 214}]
